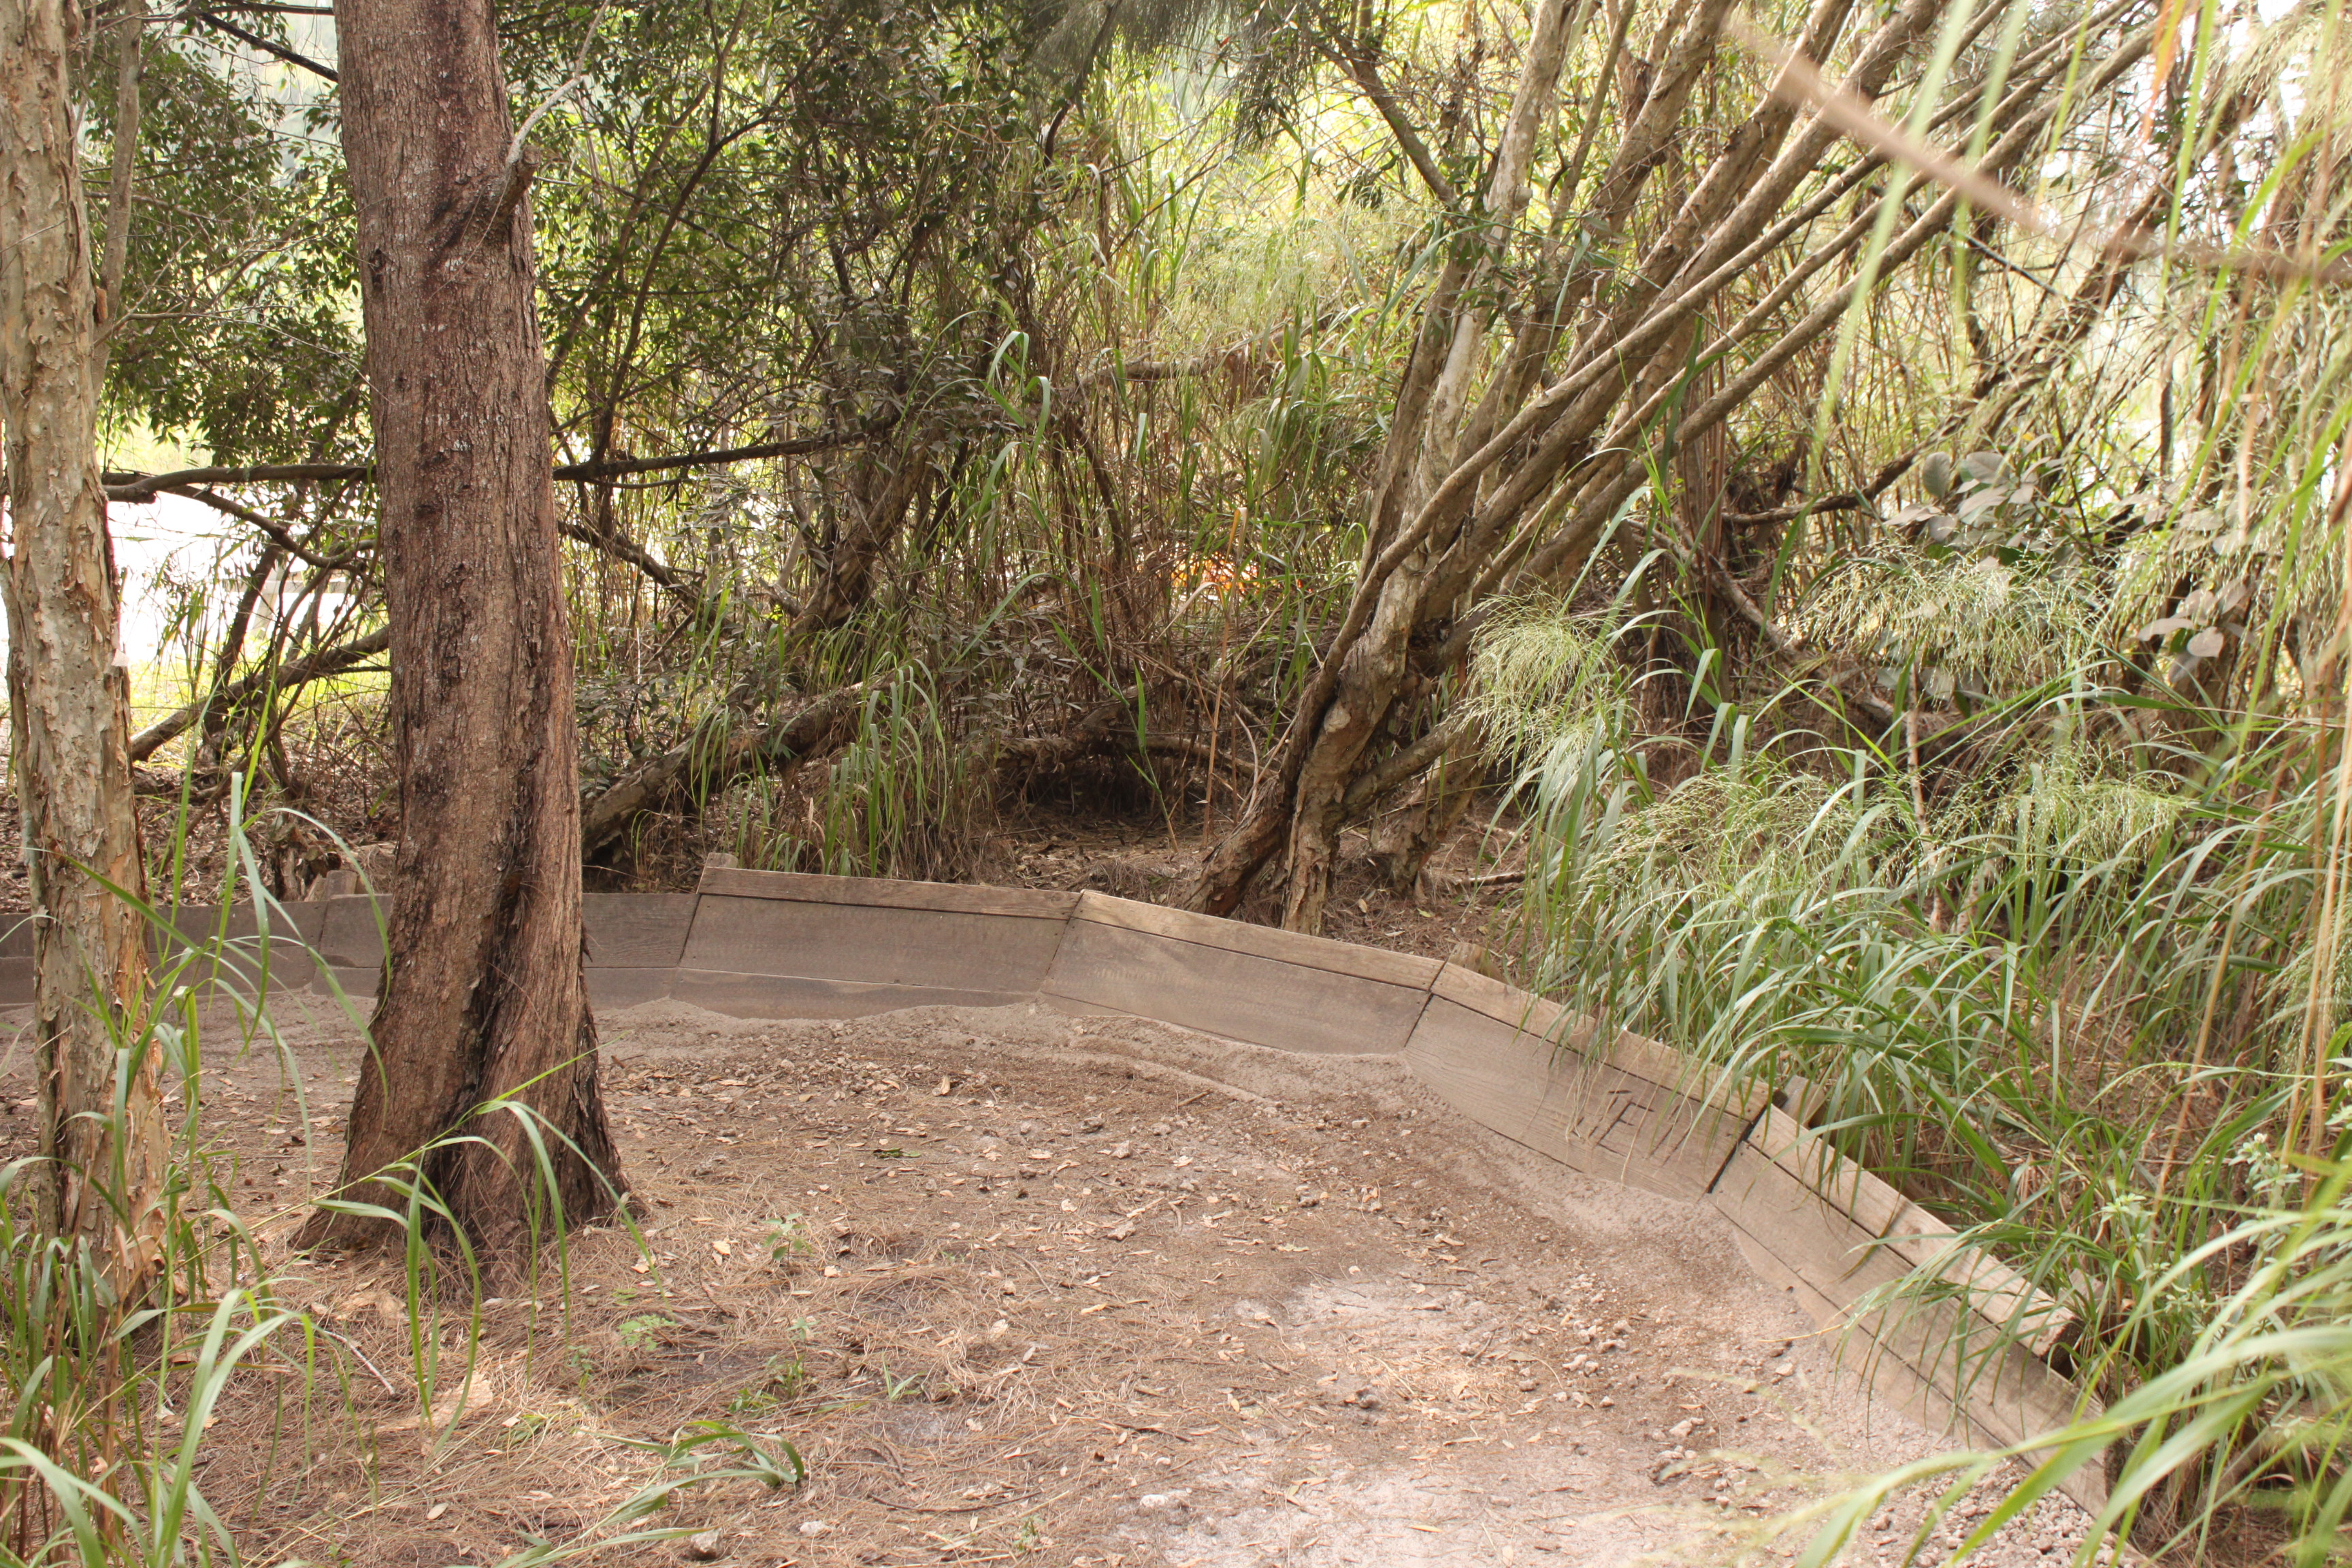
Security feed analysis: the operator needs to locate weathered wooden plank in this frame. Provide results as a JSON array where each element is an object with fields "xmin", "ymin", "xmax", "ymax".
[
  {"xmin": 1709, "ymin": 1139, "xmax": 2102, "ymax": 1507},
  {"xmin": 1742, "ymin": 1109, "xmax": 2076, "ymax": 1356},
  {"xmin": 696, "ymin": 866, "xmax": 1080, "ymax": 919},
  {"xmin": 682, "ymin": 894, "xmax": 1066, "ymax": 993},
  {"xmin": 1033, "ymin": 991, "xmax": 1131, "ymax": 1022},
  {"xmin": 587, "ymin": 966, "xmax": 676, "ymax": 1008},
  {"xmin": 1403, "ymin": 994, "xmax": 1755, "ymax": 1203},
  {"xmin": 314, "ymin": 895, "xmax": 388, "ymax": 970},
  {"xmin": 1429, "ymin": 964, "xmax": 1735, "ymax": 1101},
  {"xmin": 584, "ymin": 893, "xmax": 698, "ymax": 968},
  {"xmin": 670, "ymin": 968, "xmax": 1030, "ymax": 1019},
  {"xmin": 1430, "ymin": 962, "xmax": 1574, "ymax": 1033},
  {"xmin": 1710, "ymin": 1130, "xmax": 1916, "ymax": 1309},
  {"xmin": 1720, "ymin": 1226, "xmax": 1974, "ymax": 1448},
  {"xmin": 321, "ymin": 966, "xmax": 381, "ymax": 1001},
  {"xmin": 1041, "ymin": 917, "xmax": 1428, "ymax": 1056},
  {"xmin": 157, "ymin": 901, "xmax": 325, "ymax": 996},
  {"xmin": 1073, "ymin": 893, "xmax": 1443, "ymax": 990}
]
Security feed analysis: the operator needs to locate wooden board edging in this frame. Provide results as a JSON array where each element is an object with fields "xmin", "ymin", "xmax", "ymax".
[{"xmin": 1, "ymin": 876, "xmax": 2098, "ymax": 1500}]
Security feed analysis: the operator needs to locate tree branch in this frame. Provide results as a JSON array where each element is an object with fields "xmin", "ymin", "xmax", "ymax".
[
  {"xmin": 559, "ymin": 516, "xmax": 693, "ymax": 593},
  {"xmin": 1072, "ymin": 308, "xmax": 1351, "ymax": 391},
  {"xmin": 1318, "ymin": 38, "xmax": 1460, "ymax": 208},
  {"xmin": 128, "ymin": 625, "xmax": 391, "ymax": 762},
  {"xmin": 1723, "ymin": 451, "xmax": 1915, "ymax": 527},
  {"xmin": 180, "ymin": 485, "xmax": 364, "ymax": 568},
  {"xmin": 580, "ymin": 686, "xmax": 866, "ymax": 858},
  {"xmin": 551, "ymin": 421, "xmax": 883, "ymax": 481},
  {"xmin": 101, "ymin": 422, "xmax": 887, "ymax": 502},
  {"xmin": 189, "ymin": 9, "xmax": 338, "ymax": 80}
]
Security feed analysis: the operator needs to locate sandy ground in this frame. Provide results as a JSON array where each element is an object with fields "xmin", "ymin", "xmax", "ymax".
[{"xmin": 0, "ymin": 994, "xmax": 2104, "ymax": 1568}]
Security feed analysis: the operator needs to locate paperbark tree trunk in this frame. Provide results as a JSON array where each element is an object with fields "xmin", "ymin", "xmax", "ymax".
[
  {"xmin": 1177, "ymin": 0, "xmax": 2025, "ymax": 931},
  {"xmin": 0, "ymin": 0, "xmax": 165, "ymax": 1294},
  {"xmin": 303, "ymin": 0, "xmax": 623, "ymax": 1257}
]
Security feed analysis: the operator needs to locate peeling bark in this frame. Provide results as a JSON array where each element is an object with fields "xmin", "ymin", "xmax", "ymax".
[{"xmin": 0, "ymin": 0, "xmax": 165, "ymax": 1292}]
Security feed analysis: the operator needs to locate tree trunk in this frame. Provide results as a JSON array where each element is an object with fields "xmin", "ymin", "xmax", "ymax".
[
  {"xmin": 1177, "ymin": 0, "xmax": 2022, "ymax": 931},
  {"xmin": 304, "ymin": 0, "xmax": 623, "ymax": 1258},
  {"xmin": 790, "ymin": 446, "xmax": 928, "ymax": 635},
  {"xmin": 0, "ymin": 0, "xmax": 165, "ymax": 1294}
]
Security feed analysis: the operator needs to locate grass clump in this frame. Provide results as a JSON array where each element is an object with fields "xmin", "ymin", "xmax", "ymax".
[{"xmin": 1475, "ymin": 581, "xmax": 2352, "ymax": 1560}]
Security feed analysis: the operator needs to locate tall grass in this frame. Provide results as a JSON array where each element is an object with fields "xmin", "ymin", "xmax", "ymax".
[
  {"xmin": 0, "ymin": 790, "xmax": 801, "ymax": 1567},
  {"xmin": 1772, "ymin": 1160, "xmax": 2352, "ymax": 1565},
  {"xmin": 1479, "ymin": 564, "xmax": 2352, "ymax": 1553}
]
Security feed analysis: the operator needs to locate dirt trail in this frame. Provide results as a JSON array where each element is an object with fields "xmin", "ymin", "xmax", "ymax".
[{"xmin": 0, "ymin": 995, "xmax": 2098, "ymax": 1567}]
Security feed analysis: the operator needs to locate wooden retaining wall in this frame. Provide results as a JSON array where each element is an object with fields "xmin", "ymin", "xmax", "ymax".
[{"xmin": 0, "ymin": 867, "xmax": 2101, "ymax": 1502}]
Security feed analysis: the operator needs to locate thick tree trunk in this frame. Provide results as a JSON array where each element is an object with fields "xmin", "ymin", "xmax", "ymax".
[
  {"xmin": 304, "ymin": 0, "xmax": 623, "ymax": 1256},
  {"xmin": 0, "ymin": 0, "xmax": 165, "ymax": 1293}
]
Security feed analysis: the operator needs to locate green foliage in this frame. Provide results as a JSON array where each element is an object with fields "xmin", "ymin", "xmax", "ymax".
[
  {"xmin": 1772, "ymin": 1158, "xmax": 2352, "ymax": 1565},
  {"xmin": 617, "ymin": 1313, "xmax": 678, "ymax": 1351},
  {"xmin": 764, "ymin": 1214, "xmax": 814, "ymax": 1264},
  {"xmin": 65, "ymin": 0, "xmax": 2352, "ymax": 1550},
  {"xmin": 1480, "ymin": 579, "xmax": 2352, "ymax": 1556}
]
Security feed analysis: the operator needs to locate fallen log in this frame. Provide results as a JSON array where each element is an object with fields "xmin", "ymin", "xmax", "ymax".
[{"xmin": 579, "ymin": 685, "xmax": 866, "ymax": 859}]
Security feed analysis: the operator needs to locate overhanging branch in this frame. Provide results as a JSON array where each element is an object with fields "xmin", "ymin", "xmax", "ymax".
[{"xmin": 101, "ymin": 421, "xmax": 889, "ymax": 503}]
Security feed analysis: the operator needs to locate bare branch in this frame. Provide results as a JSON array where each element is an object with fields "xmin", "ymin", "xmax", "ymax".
[
  {"xmin": 1724, "ymin": 453, "xmax": 1916, "ymax": 527},
  {"xmin": 1318, "ymin": 37, "xmax": 1460, "ymax": 208},
  {"xmin": 178, "ymin": 485, "xmax": 365, "ymax": 568},
  {"xmin": 189, "ymin": 9, "xmax": 338, "ymax": 80},
  {"xmin": 100, "ymin": 421, "xmax": 888, "ymax": 501},
  {"xmin": 128, "ymin": 625, "xmax": 390, "ymax": 762},
  {"xmin": 581, "ymin": 686, "xmax": 866, "ymax": 858},
  {"xmin": 559, "ymin": 516, "xmax": 693, "ymax": 593}
]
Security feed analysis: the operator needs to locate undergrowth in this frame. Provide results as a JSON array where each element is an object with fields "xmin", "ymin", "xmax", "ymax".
[
  {"xmin": 1480, "ymin": 578, "xmax": 2352, "ymax": 1561},
  {"xmin": 0, "ymin": 793, "xmax": 802, "ymax": 1567}
]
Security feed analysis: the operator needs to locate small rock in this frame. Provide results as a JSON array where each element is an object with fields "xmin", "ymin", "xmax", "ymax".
[
  {"xmin": 1350, "ymin": 1387, "xmax": 1382, "ymax": 1409},
  {"xmin": 1110, "ymin": 1141, "xmax": 1134, "ymax": 1159},
  {"xmin": 797, "ymin": 1520, "xmax": 832, "ymax": 1539},
  {"xmin": 1668, "ymin": 1417, "xmax": 1701, "ymax": 1438},
  {"xmin": 682, "ymin": 1529, "xmax": 723, "ymax": 1560}
]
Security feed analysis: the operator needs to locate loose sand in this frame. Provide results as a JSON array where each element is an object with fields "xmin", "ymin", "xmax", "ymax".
[{"xmin": 0, "ymin": 994, "xmax": 2102, "ymax": 1567}]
